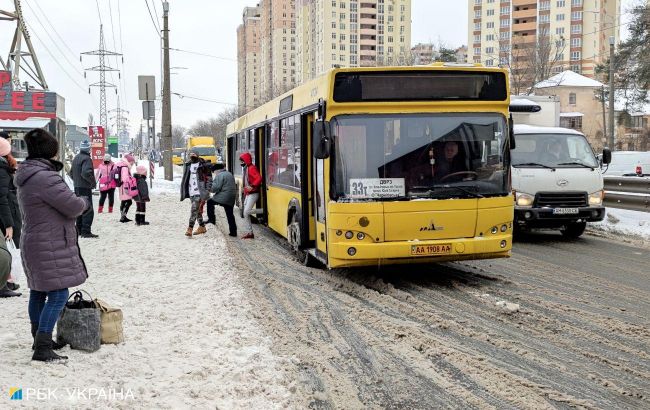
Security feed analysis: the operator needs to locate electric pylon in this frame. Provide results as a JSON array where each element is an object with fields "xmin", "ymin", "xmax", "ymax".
[
  {"xmin": 81, "ymin": 24, "xmax": 121, "ymax": 130},
  {"xmin": 0, "ymin": 0, "xmax": 48, "ymax": 90}
]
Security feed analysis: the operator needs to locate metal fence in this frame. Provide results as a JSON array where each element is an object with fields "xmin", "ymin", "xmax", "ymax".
[{"xmin": 603, "ymin": 176, "xmax": 650, "ymax": 213}]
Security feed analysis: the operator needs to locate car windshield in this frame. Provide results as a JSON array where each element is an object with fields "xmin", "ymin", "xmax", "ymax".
[
  {"xmin": 332, "ymin": 114, "xmax": 510, "ymax": 201},
  {"xmin": 193, "ymin": 146, "xmax": 215, "ymax": 156},
  {"xmin": 512, "ymin": 133, "xmax": 598, "ymax": 168}
]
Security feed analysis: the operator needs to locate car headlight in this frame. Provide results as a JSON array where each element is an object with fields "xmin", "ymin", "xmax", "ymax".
[
  {"xmin": 589, "ymin": 190, "xmax": 604, "ymax": 206},
  {"xmin": 515, "ymin": 192, "xmax": 534, "ymax": 207}
]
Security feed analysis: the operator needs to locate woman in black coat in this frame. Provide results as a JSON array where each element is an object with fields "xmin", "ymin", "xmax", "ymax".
[{"xmin": 0, "ymin": 136, "xmax": 21, "ymax": 297}]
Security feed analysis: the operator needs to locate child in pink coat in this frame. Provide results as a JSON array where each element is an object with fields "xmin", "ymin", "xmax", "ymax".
[
  {"xmin": 95, "ymin": 154, "xmax": 117, "ymax": 213},
  {"xmin": 117, "ymin": 154, "xmax": 136, "ymax": 223}
]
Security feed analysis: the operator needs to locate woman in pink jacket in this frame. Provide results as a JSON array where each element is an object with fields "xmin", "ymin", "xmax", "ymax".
[
  {"xmin": 117, "ymin": 154, "xmax": 136, "ymax": 223},
  {"xmin": 95, "ymin": 154, "xmax": 116, "ymax": 213}
]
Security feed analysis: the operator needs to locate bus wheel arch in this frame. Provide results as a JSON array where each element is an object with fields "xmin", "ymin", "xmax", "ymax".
[{"xmin": 287, "ymin": 199, "xmax": 303, "ymax": 250}]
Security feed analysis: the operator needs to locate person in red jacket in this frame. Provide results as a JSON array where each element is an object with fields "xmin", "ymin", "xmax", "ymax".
[{"xmin": 239, "ymin": 152, "xmax": 261, "ymax": 239}]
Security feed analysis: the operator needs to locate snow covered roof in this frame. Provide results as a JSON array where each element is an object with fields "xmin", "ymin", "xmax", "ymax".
[
  {"xmin": 559, "ymin": 112, "xmax": 584, "ymax": 117},
  {"xmin": 534, "ymin": 70, "xmax": 604, "ymax": 89},
  {"xmin": 514, "ymin": 124, "xmax": 585, "ymax": 136},
  {"xmin": 614, "ymin": 92, "xmax": 650, "ymax": 116},
  {"xmin": 510, "ymin": 98, "xmax": 539, "ymax": 107}
]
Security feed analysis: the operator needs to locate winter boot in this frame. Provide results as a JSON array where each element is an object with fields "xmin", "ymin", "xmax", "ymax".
[
  {"xmin": 185, "ymin": 227, "xmax": 193, "ymax": 237},
  {"xmin": 135, "ymin": 214, "xmax": 142, "ymax": 226},
  {"xmin": 6, "ymin": 281, "xmax": 20, "ymax": 291},
  {"xmin": 194, "ymin": 225, "xmax": 207, "ymax": 235},
  {"xmin": 119, "ymin": 212, "xmax": 132, "ymax": 223},
  {"xmin": 0, "ymin": 284, "xmax": 21, "ymax": 297},
  {"xmin": 31, "ymin": 323, "xmax": 65, "ymax": 351},
  {"xmin": 108, "ymin": 207, "xmax": 114, "ymax": 213},
  {"xmin": 140, "ymin": 216, "xmax": 150, "ymax": 226},
  {"xmin": 98, "ymin": 206, "xmax": 103, "ymax": 214},
  {"xmin": 32, "ymin": 332, "xmax": 67, "ymax": 362}
]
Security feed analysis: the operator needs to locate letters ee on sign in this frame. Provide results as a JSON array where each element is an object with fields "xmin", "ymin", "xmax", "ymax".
[{"xmin": 349, "ymin": 178, "xmax": 405, "ymax": 198}]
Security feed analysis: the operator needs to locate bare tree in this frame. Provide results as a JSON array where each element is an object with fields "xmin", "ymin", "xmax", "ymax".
[
  {"xmin": 500, "ymin": 32, "xmax": 566, "ymax": 95},
  {"xmin": 188, "ymin": 106, "xmax": 239, "ymax": 148},
  {"xmin": 172, "ymin": 125, "xmax": 186, "ymax": 148}
]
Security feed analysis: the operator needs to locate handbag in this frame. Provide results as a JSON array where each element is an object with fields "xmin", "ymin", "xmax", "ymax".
[
  {"xmin": 6, "ymin": 239, "xmax": 23, "ymax": 282},
  {"xmin": 56, "ymin": 290, "xmax": 101, "ymax": 352},
  {"xmin": 94, "ymin": 298, "xmax": 124, "ymax": 344}
]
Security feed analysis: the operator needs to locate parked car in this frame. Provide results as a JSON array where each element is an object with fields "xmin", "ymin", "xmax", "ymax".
[
  {"xmin": 604, "ymin": 151, "xmax": 650, "ymax": 177},
  {"xmin": 511, "ymin": 125, "xmax": 611, "ymax": 238}
]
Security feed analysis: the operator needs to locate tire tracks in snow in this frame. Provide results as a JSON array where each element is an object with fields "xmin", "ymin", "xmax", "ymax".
[{"xmin": 213, "ymin": 212, "xmax": 650, "ymax": 409}]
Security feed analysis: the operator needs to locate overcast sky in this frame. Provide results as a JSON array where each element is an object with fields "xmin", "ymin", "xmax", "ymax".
[{"xmin": 0, "ymin": 0, "xmax": 638, "ymax": 134}]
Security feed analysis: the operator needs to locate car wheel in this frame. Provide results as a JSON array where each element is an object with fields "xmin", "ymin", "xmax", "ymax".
[{"xmin": 561, "ymin": 221, "xmax": 586, "ymax": 238}]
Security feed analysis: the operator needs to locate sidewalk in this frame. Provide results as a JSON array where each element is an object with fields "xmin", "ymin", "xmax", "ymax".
[{"xmin": 0, "ymin": 192, "xmax": 296, "ymax": 409}]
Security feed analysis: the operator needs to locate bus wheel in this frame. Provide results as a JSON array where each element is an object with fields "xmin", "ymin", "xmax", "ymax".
[{"xmin": 288, "ymin": 215, "xmax": 314, "ymax": 267}]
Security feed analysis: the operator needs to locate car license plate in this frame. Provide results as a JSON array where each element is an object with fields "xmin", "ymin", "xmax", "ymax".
[
  {"xmin": 553, "ymin": 208, "xmax": 579, "ymax": 215},
  {"xmin": 411, "ymin": 244, "xmax": 452, "ymax": 256}
]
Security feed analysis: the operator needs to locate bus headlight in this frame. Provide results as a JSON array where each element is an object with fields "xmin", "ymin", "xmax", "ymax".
[
  {"xmin": 515, "ymin": 192, "xmax": 534, "ymax": 207},
  {"xmin": 589, "ymin": 190, "xmax": 604, "ymax": 206}
]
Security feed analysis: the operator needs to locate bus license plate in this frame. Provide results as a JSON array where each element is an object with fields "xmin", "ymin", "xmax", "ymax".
[
  {"xmin": 553, "ymin": 208, "xmax": 579, "ymax": 215},
  {"xmin": 411, "ymin": 244, "xmax": 452, "ymax": 256}
]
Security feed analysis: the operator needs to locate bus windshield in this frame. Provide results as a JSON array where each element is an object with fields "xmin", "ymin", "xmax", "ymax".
[
  {"xmin": 192, "ymin": 146, "xmax": 215, "ymax": 157},
  {"xmin": 332, "ymin": 114, "xmax": 509, "ymax": 200}
]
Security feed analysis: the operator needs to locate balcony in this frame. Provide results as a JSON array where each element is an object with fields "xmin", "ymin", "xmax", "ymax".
[
  {"xmin": 513, "ymin": 0, "xmax": 536, "ymax": 6},
  {"xmin": 513, "ymin": 21, "xmax": 537, "ymax": 32},
  {"xmin": 513, "ymin": 8, "xmax": 536, "ymax": 19}
]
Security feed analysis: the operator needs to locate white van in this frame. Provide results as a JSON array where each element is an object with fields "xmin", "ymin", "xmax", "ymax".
[{"xmin": 511, "ymin": 125, "xmax": 611, "ymax": 238}]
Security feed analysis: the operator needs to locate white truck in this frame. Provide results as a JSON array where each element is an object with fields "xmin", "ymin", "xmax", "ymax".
[{"xmin": 511, "ymin": 124, "xmax": 611, "ymax": 237}]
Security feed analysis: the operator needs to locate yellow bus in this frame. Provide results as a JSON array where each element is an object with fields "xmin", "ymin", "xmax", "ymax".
[{"xmin": 226, "ymin": 64, "xmax": 515, "ymax": 268}]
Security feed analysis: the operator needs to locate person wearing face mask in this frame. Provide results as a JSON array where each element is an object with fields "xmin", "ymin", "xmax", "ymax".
[
  {"xmin": 239, "ymin": 152, "xmax": 262, "ymax": 239},
  {"xmin": 180, "ymin": 151, "xmax": 213, "ymax": 237}
]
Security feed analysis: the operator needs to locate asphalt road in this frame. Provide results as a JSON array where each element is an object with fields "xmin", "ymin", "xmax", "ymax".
[{"xmin": 220, "ymin": 216, "xmax": 650, "ymax": 409}]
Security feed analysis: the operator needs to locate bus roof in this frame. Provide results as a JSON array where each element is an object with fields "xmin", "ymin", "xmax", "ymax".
[{"xmin": 227, "ymin": 65, "xmax": 510, "ymax": 135}]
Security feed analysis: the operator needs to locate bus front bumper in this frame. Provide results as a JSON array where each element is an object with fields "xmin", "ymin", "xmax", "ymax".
[{"xmin": 327, "ymin": 234, "xmax": 512, "ymax": 268}]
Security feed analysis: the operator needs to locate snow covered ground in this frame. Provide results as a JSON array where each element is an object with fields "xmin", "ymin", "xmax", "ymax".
[
  {"xmin": 0, "ymin": 171, "xmax": 298, "ymax": 408},
  {"xmin": 589, "ymin": 207, "xmax": 650, "ymax": 244}
]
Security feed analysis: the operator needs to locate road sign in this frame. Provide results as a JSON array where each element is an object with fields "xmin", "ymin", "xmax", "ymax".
[
  {"xmin": 138, "ymin": 76, "xmax": 155, "ymax": 101},
  {"xmin": 142, "ymin": 101, "xmax": 155, "ymax": 120}
]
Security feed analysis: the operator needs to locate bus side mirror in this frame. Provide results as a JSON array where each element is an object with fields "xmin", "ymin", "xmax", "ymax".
[
  {"xmin": 509, "ymin": 115, "xmax": 516, "ymax": 150},
  {"xmin": 313, "ymin": 120, "xmax": 332, "ymax": 159},
  {"xmin": 602, "ymin": 148, "xmax": 612, "ymax": 165}
]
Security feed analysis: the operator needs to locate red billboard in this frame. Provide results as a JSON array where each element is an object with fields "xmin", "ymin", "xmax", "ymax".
[
  {"xmin": 89, "ymin": 126, "xmax": 106, "ymax": 169},
  {"xmin": 0, "ymin": 70, "xmax": 57, "ymax": 120}
]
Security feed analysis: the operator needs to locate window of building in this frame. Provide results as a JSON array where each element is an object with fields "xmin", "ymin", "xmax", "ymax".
[
  {"xmin": 556, "ymin": 0, "xmax": 566, "ymax": 7},
  {"xmin": 570, "ymin": 51, "xmax": 581, "ymax": 61},
  {"xmin": 571, "ymin": 0, "xmax": 583, "ymax": 6},
  {"xmin": 500, "ymin": 19, "xmax": 510, "ymax": 27},
  {"xmin": 486, "ymin": 47, "xmax": 495, "ymax": 54},
  {"xmin": 569, "ymin": 93, "xmax": 576, "ymax": 105},
  {"xmin": 486, "ymin": 59, "xmax": 494, "ymax": 66},
  {"xmin": 475, "ymin": 10, "xmax": 482, "ymax": 18},
  {"xmin": 487, "ymin": 9, "xmax": 494, "ymax": 16},
  {"xmin": 556, "ymin": 27, "xmax": 565, "ymax": 35},
  {"xmin": 540, "ymin": 1, "xmax": 550, "ymax": 10},
  {"xmin": 486, "ymin": 34, "xmax": 495, "ymax": 41},
  {"xmin": 501, "ymin": 6, "xmax": 509, "ymax": 15},
  {"xmin": 474, "ymin": 47, "xmax": 481, "ymax": 55},
  {"xmin": 540, "ymin": 14, "xmax": 550, "ymax": 23},
  {"xmin": 571, "ymin": 11, "xmax": 582, "ymax": 21},
  {"xmin": 474, "ymin": 22, "xmax": 481, "ymax": 30},
  {"xmin": 571, "ymin": 37, "xmax": 581, "ymax": 47},
  {"xmin": 560, "ymin": 116, "xmax": 582, "ymax": 130},
  {"xmin": 556, "ymin": 14, "xmax": 565, "ymax": 21},
  {"xmin": 571, "ymin": 24, "xmax": 582, "ymax": 34}
]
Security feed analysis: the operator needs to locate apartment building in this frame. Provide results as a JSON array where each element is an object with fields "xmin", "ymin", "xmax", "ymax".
[
  {"xmin": 237, "ymin": 6, "xmax": 262, "ymax": 114},
  {"xmin": 468, "ymin": 0, "xmax": 621, "ymax": 81},
  {"xmin": 411, "ymin": 43, "xmax": 436, "ymax": 65},
  {"xmin": 295, "ymin": 0, "xmax": 412, "ymax": 84},
  {"xmin": 259, "ymin": 0, "xmax": 297, "ymax": 101}
]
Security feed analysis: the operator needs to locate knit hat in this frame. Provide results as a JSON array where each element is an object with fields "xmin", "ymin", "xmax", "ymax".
[
  {"xmin": 124, "ymin": 153, "xmax": 135, "ymax": 164},
  {"xmin": 103, "ymin": 154, "xmax": 112, "ymax": 162},
  {"xmin": 24, "ymin": 128, "xmax": 58, "ymax": 160},
  {"xmin": 0, "ymin": 137, "xmax": 10, "ymax": 157},
  {"xmin": 136, "ymin": 165, "xmax": 147, "ymax": 176},
  {"xmin": 0, "ymin": 131, "xmax": 10, "ymax": 139},
  {"xmin": 79, "ymin": 140, "xmax": 91, "ymax": 152}
]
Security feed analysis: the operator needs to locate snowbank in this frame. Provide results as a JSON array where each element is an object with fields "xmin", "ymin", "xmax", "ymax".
[
  {"xmin": 590, "ymin": 208, "xmax": 650, "ymax": 242},
  {"xmin": 0, "ymin": 193, "xmax": 297, "ymax": 409}
]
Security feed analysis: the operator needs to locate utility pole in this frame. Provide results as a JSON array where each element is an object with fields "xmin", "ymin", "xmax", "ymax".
[
  {"xmin": 608, "ymin": 36, "xmax": 615, "ymax": 149},
  {"xmin": 82, "ymin": 24, "xmax": 121, "ymax": 130},
  {"xmin": 161, "ymin": 1, "xmax": 173, "ymax": 181}
]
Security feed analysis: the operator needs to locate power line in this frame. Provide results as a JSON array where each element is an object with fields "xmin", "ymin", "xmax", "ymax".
[
  {"xmin": 172, "ymin": 92, "xmax": 237, "ymax": 106},
  {"xmin": 117, "ymin": 0, "xmax": 128, "ymax": 106},
  {"xmin": 95, "ymin": 0, "xmax": 102, "ymax": 24},
  {"xmin": 27, "ymin": 0, "xmax": 79, "ymax": 62},
  {"xmin": 144, "ymin": 0, "xmax": 161, "ymax": 38},
  {"xmin": 22, "ymin": 0, "xmax": 84, "ymax": 78},
  {"xmin": 168, "ymin": 47, "xmax": 236, "ymax": 62},
  {"xmin": 108, "ymin": 0, "xmax": 127, "ymax": 104},
  {"xmin": 26, "ymin": 21, "xmax": 89, "ymax": 96}
]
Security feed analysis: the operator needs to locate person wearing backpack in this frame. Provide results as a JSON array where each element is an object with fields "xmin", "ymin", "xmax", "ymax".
[
  {"xmin": 180, "ymin": 151, "xmax": 212, "ymax": 237},
  {"xmin": 96, "ymin": 154, "xmax": 116, "ymax": 214},
  {"xmin": 71, "ymin": 140, "xmax": 98, "ymax": 238},
  {"xmin": 133, "ymin": 165, "xmax": 150, "ymax": 226},
  {"xmin": 116, "ymin": 154, "xmax": 136, "ymax": 223}
]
